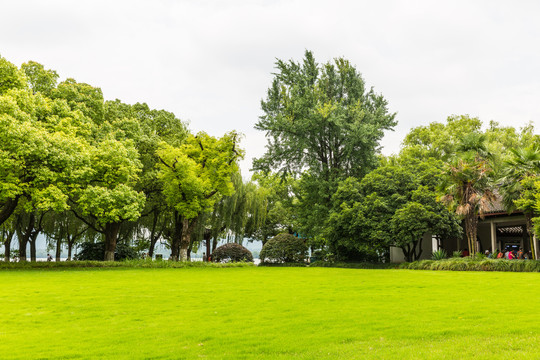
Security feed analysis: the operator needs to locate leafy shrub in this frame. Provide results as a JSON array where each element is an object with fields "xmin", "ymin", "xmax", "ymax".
[
  {"xmin": 431, "ymin": 249, "xmax": 447, "ymax": 260},
  {"xmin": 309, "ymin": 261, "xmax": 398, "ymax": 269},
  {"xmin": 400, "ymin": 258, "xmax": 540, "ymax": 272},
  {"xmin": 452, "ymin": 251, "xmax": 462, "ymax": 258},
  {"xmin": 212, "ymin": 243, "xmax": 253, "ymax": 263},
  {"xmin": 259, "ymin": 233, "xmax": 308, "ymax": 263},
  {"xmin": 74, "ymin": 242, "xmax": 139, "ymax": 261},
  {"xmin": 258, "ymin": 262, "xmax": 308, "ymax": 267}
]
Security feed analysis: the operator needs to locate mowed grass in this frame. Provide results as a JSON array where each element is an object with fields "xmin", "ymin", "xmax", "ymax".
[{"xmin": 1, "ymin": 268, "xmax": 540, "ymax": 359}]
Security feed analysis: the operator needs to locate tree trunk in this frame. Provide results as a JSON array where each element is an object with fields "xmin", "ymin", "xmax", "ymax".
[
  {"xmin": 149, "ymin": 239, "xmax": 156, "ymax": 258},
  {"xmin": 17, "ymin": 232, "xmax": 29, "ymax": 262},
  {"xmin": 204, "ymin": 229, "xmax": 211, "ymax": 261},
  {"xmin": 169, "ymin": 211, "xmax": 183, "ymax": 261},
  {"xmin": 212, "ymin": 237, "xmax": 218, "ymax": 254},
  {"xmin": 147, "ymin": 209, "xmax": 162, "ymax": 259},
  {"xmin": 401, "ymin": 245, "xmax": 413, "ymax": 262},
  {"xmin": 464, "ymin": 213, "xmax": 478, "ymax": 256},
  {"xmin": 180, "ymin": 218, "xmax": 197, "ymax": 262},
  {"xmin": 67, "ymin": 239, "xmax": 73, "ymax": 261},
  {"xmin": 4, "ymin": 241, "xmax": 10, "ymax": 262},
  {"xmin": 0, "ymin": 197, "xmax": 19, "ymax": 228},
  {"xmin": 55, "ymin": 238, "xmax": 62, "ymax": 262},
  {"xmin": 414, "ymin": 238, "xmax": 423, "ymax": 261},
  {"xmin": 525, "ymin": 212, "xmax": 536, "ymax": 260},
  {"xmin": 3, "ymin": 232, "xmax": 13, "ymax": 262},
  {"xmin": 103, "ymin": 222, "xmax": 121, "ymax": 261},
  {"xmin": 16, "ymin": 214, "xmax": 35, "ymax": 262},
  {"xmin": 30, "ymin": 237, "xmax": 37, "ymax": 262}
]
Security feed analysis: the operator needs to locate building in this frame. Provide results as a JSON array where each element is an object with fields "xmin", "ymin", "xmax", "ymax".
[{"xmin": 390, "ymin": 199, "xmax": 538, "ymax": 262}]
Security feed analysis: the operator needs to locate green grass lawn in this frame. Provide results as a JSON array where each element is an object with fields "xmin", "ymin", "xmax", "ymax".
[{"xmin": 1, "ymin": 267, "xmax": 540, "ymax": 359}]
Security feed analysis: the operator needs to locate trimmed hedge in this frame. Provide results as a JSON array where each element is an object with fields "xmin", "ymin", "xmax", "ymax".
[
  {"xmin": 400, "ymin": 258, "xmax": 540, "ymax": 272},
  {"xmin": 309, "ymin": 261, "xmax": 398, "ymax": 269},
  {"xmin": 258, "ymin": 262, "xmax": 307, "ymax": 267},
  {"xmin": 259, "ymin": 233, "xmax": 308, "ymax": 263},
  {"xmin": 212, "ymin": 243, "xmax": 253, "ymax": 263},
  {"xmin": 0, "ymin": 259, "xmax": 255, "ymax": 270}
]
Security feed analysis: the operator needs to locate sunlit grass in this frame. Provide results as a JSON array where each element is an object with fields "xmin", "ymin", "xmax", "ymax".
[{"xmin": 1, "ymin": 268, "xmax": 539, "ymax": 359}]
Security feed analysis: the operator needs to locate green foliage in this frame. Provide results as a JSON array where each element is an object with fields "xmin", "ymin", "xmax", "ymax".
[
  {"xmin": 74, "ymin": 242, "xmax": 140, "ymax": 261},
  {"xmin": 21, "ymin": 61, "xmax": 59, "ymax": 96},
  {"xmin": 52, "ymin": 78, "xmax": 105, "ymax": 122},
  {"xmin": 326, "ymin": 157, "xmax": 461, "ymax": 262},
  {"xmin": 309, "ymin": 261, "xmax": 397, "ymax": 269},
  {"xmin": 259, "ymin": 233, "xmax": 308, "ymax": 263},
  {"xmin": 431, "ymin": 249, "xmax": 447, "ymax": 260},
  {"xmin": 402, "ymin": 115, "xmax": 536, "ymax": 163},
  {"xmin": 207, "ymin": 172, "xmax": 268, "ymax": 243},
  {"xmin": 0, "ymin": 67, "xmax": 88, "ymax": 225},
  {"xmin": 253, "ymin": 50, "xmax": 396, "ymax": 240},
  {"xmin": 401, "ymin": 258, "xmax": 540, "ymax": 272},
  {"xmin": 439, "ymin": 136, "xmax": 495, "ymax": 256},
  {"xmin": 212, "ymin": 242, "xmax": 253, "ymax": 262},
  {"xmin": 249, "ymin": 172, "xmax": 295, "ymax": 243},
  {"xmin": 0, "ymin": 56, "xmax": 27, "ymax": 94},
  {"xmin": 157, "ymin": 131, "xmax": 243, "ymax": 220}
]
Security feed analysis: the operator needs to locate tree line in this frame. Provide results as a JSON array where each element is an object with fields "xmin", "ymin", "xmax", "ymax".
[
  {"xmin": 3, "ymin": 51, "xmax": 540, "ymax": 263},
  {"xmin": 253, "ymin": 51, "xmax": 540, "ymax": 262},
  {"xmin": 0, "ymin": 57, "xmax": 291, "ymax": 262}
]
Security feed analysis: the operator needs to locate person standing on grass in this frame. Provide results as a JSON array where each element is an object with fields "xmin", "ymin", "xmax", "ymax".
[{"xmin": 47, "ymin": 253, "xmax": 53, "ymax": 262}]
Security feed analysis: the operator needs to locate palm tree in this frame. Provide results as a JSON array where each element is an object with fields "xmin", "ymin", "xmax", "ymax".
[
  {"xmin": 498, "ymin": 146, "xmax": 540, "ymax": 259},
  {"xmin": 440, "ymin": 133, "xmax": 495, "ymax": 256}
]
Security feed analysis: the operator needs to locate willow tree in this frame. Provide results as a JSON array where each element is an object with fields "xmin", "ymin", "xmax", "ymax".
[
  {"xmin": 204, "ymin": 172, "xmax": 267, "ymax": 255},
  {"xmin": 42, "ymin": 211, "xmax": 87, "ymax": 261},
  {"xmin": 250, "ymin": 172, "xmax": 296, "ymax": 246},
  {"xmin": 157, "ymin": 131, "xmax": 243, "ymax": 261}
]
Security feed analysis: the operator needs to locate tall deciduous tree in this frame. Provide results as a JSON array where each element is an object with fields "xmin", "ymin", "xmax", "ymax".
[
  {"xmin": 253, "ymin": 50, "xmax": 396, "ymax": 238},
  {"xmin": 0, "ymin": 58, "xmax": 86, "ymax": 228},
  {"xmin": 157, "ymin": 131, "xmax": 243, "ymax": 261},
  {"xmin": 71, "ymin": 139, "xmax": 146, "ymax": 261}
]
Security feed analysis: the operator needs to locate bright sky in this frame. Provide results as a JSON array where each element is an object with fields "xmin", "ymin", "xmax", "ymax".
[{"xmin": 2, "ymin": 0, "xmax": 540, "ymax": 177}]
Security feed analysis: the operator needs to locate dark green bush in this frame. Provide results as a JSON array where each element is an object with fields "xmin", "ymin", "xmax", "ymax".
[
  {"xmin": 259, "ymin": 233, "xmax": 308, "ymax": 263},
  {"xmin": 212, "ymin": 243, "xmax": 253, "ymax": 263},
  {"xmin": 74, "ymin": 242, "xmax": 139, "ymax": 261}
]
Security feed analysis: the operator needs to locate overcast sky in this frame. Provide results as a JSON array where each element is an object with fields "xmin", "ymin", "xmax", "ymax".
[{"xmin": 2, "ymin": 0, "xmax": 540, "ymax": 176}]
